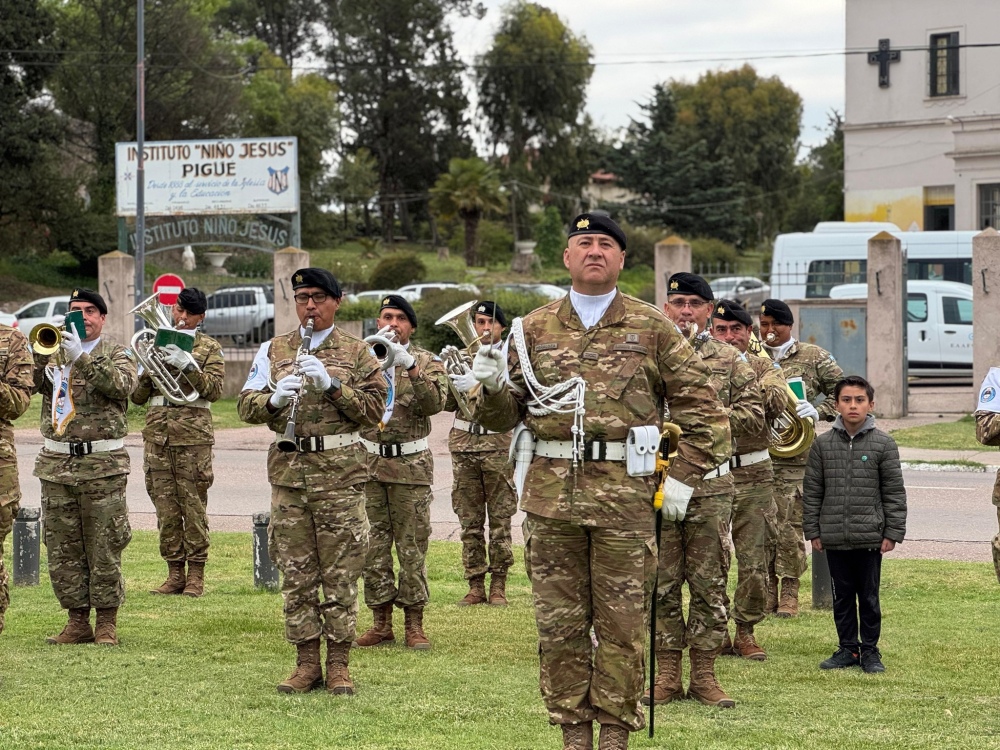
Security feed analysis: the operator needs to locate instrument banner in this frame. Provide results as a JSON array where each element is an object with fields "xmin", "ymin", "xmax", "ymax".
[{"xmin": 51, "ymin": 364, "xmax": 76, "ymax": 436}]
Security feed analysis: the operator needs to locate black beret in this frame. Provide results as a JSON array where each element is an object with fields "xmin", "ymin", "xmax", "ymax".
[
  {"xmin": 667, "ymin": 272, "xmax": 713, "ymax": 301},
  {"xmin": 567, "ymin": 212, "xmax": 627, "ymax": 251},
  {"xmin": 760, "ymin": 299, "xmax": 794, "ymax": 326},
  {"xmin": 379, "ymin": 294, "xmax": 418, "ymax": 328},
  {"xmin": 70, "ymin": 287, "xmax": 107, "ymax": 315},
  {"xmin": 712, "ymin": 298, "xmax": 752, "ymax": 327},
  {"xmin": 291, "ymin": 267, "xmax": 342, "ymax": 298},
  {"xmin": 472, "ymin": 300, "xmax": 506, "ymax": 327},
  {"xmin": 177, "ymin": 287, "xmax": 207, "ymax": 315}
]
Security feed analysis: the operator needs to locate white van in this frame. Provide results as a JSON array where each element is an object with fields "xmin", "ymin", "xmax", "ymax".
[
  {"xmin": 771, "ymin": 222, "xmax": 976, "ymax": 300},
  {"xmin": 828, "ymin": 280, "xmax": 972, "ymax": 376}
]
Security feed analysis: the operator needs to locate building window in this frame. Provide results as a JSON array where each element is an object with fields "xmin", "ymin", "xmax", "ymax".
[
  {"xmin": 930, "ymin": 32, "xmax": 959, "ymax": 97},
  {"xmin": 979, "ymin": 184, "xmax": 1000, "ymax": 230}
]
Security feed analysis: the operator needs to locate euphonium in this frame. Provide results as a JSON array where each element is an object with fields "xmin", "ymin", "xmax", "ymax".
[
  {"xmin": 747, "ymin": 333, "xmax": 814, "ymax": 459},
  {"xmin": 130, "ymin": 294, "xmax": 201, "ymax": 406},
  {"xmin": 435, "ymin": 300, "xmax": 486, "ymax": 421}
]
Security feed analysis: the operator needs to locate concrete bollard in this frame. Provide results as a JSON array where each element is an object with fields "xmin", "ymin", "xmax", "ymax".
[
  {"xmin": 13, "ymin": 506, "xmax": 41, "ymax": 587},
  {"xmin": 253, "ymin": 512, "xmax": 279, "ymax": 591},
  {"xmin": 811, "ymin": 548, "xmax": 833, "ymax": 609}
]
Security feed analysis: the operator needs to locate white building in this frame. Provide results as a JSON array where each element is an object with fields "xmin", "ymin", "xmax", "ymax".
[{"xmin": 844, "ymin": 0, "xmax": 1000, "ymax": 231}]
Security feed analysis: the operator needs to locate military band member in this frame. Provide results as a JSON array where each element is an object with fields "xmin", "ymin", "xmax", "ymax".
[
  {"xmin": 472, "ymin": 215, "xmax": 731, "ymax": 750},
  {"xmin": 759, "ymin": 299, "xmax": 843, "ymax": 617},
  {"xmin": 974, "ymin": 367, "xmax": 1000, "ymax": 584},
  {"xmin": 0, "ymin": 322, "xmax": 34, "ymax": 635},
  {"xmin": 238, "ymin": 268, "xmax": 387, "ymax": 695},
  {"xmin": 132, "ymin": 288, "xmax": 224, "ymax": 597},
  {"xmin": 355, "ymin": 295, "xmax": 449, "ymax": 650},
  {"xmin": 34, "ymin": 288, "xmax": 138, "ymax": 646}
]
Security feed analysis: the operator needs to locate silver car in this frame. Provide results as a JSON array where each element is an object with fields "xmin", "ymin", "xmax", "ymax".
[{"xmin": 708, "ymin": 276, "xmax": 770, "ymax": 309}]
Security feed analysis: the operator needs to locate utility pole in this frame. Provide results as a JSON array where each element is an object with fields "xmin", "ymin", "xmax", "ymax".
[{"xmin": 134, "ymin": 0, "xmax": 146, "ymax": 314}]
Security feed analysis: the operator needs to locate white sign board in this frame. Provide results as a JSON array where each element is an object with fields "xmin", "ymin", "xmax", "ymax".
[{"xmin": 115, "ymin": 137, "xmax": 299, "ymax": 216}]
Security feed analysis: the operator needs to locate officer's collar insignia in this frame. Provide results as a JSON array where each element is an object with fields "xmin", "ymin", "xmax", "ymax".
[
  {"xmin": 669, "ymin": 280, "xmax": 679, "ymax": 290},
  {"xmin": 576, "ymin": 218, "xmax": 590, "ymax": 229},
  {"xmin": 294, "ymin": 274, "xmax": 303, "ymax": 283}
]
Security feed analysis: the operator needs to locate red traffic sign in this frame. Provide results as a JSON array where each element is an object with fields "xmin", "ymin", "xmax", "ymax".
[{"xmin": 152, "ymin": 273, "xmax": 185, "ymax": 306}]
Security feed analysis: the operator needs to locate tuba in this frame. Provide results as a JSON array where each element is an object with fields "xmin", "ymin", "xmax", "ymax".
[
  {"xmin": 747, "ymin": 333, "xmax": 814, "ymax": 458},
  {"xmin": 130, "ymin": 294, "xmax": 202, "ymax": 406},
  {"xmin": 436, "ymin": 300, "xmax": 485, "ymax": 421}
]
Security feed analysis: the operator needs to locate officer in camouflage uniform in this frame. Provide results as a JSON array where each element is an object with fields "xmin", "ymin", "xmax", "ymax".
[
  {"xmin": 238, "ymin": 268, "xmax": 386, "ymax": 695},
  {"xmin": 647, "ymin": 274, "xmax": 763, "ymax": 710},
  {"xmin": 472, "ymin": 215, "xmax": 731, "ymax": 750},
  {"xmin": 974, "ymin": 367, "xmax": 1000, "ymax": 584},
  {"xmin": 444, "ymin": 301, "xmax": 516, "ymax": 607},
  {"xmin": 760, "ymin": 299, "xmax": 842, "ymax": 617},
  {"xmin": 132, "ymin": 288, "xmax": 225, "ymax": 597},
  {"xmin": 33, "ymin": 288, "xmax": 138, "ymax": 646},
  {"xmin": 355, "ymin": 294, "xmax": 449, "ymax": 650},
  {"xmin": 710, "ymin": 299, "xmax": 788, "ymax": 660},
  {"xmin": 0, "ymin": 323, "xmax": 34, "ymax": 635}
]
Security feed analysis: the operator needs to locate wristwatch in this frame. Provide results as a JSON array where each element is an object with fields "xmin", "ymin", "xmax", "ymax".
[
  {"xmin": 326, "ymin": 376, "xmax": 342, "ymax": 395},
  {"xmin": 406, "ymin": 362, "xmax": 417, "ymax": 372}
]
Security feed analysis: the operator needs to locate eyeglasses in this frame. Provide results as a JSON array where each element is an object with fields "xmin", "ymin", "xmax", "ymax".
[
  {"xmin": 294, "ymin": 292, "xmax": 330, "ymax": 305},
  {"xmin": 666, "ymin": 298, "xmax": 710, "ymax": 310}
]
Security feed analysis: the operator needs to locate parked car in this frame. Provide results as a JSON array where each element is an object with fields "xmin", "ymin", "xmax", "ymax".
[
  {"xmin": 0, "ymin": 312, "xmax": 17, "ymax": 328},
  {"xmin": 13, "ymin": 296, "xmax": 71, "ymax": 338},
  {"xmin": 395, "ymin": 282, "xmax": 480, "ymax": 301},
  {"xmin": 492, "ymin": 283, "xmax": 567, "ymax": 301},
  {"xmin": 709, "ymin": 276, "xmax": 770, "ymax": 309},
  {"xmin": 201, "ymin": 285, "xmax": 274, "ymax": 344},
  {"xmin": 344, "ymin": 289, "xmax": 397, "ymax": 304}
]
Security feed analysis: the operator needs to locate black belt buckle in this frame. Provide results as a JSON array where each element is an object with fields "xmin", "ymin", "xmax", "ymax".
[
  {"xmin": 69, "ymin": 442, "xmax": 91, "ymax": 457},
  {"xmin": 583, "ymin": 440, "xmax": 607, "ymax": 461},
  {"xmin": 469, "ymin": 423, "xmax": 486, "ymax": 435},
  {"xmin": 296, "ymin": 436, "xmax": 324, "ymax": 453},
  {"xmin": 379, "ymin": 443, "xmax": 402, "ymax": 458}
]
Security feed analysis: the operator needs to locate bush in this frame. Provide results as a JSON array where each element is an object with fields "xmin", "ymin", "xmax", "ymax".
[
  {"xmin": 336, "ymin": 298, "xmax": 382, "ymax": 322},
  {"xmin": 690, "ymin": 237, "xmax": 739, "ymax": 269},
  {"xmin": 224, "ymin": 252, "xmax": 271, "ymax": 278},
  {"xmin": 618, "ymin": 222, "xmax": 667, "ymax": 269},
  {"xmin": 447, "ymin": 220, "xmax": 513, "ymax": 268},
  {"xmin": 533, "ymin": 206, "xmax": 566, "ymax": 267},
  {"xmin": 369, "ymin": 252, "xmax": 427, "ymax": 289}
]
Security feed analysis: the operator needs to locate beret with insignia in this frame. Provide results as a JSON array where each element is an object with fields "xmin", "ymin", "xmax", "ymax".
[
  {"xmin": 379, "ymin": 294, "xmax": 418, "ymax": 328},
  {"xmin": 567, "ymin": 211, "xmax": 627, "ymax": 251},
  {"xmin": 69, "ymin": 287, "xmax": 107, "ymax": 315},
  {"xmin": 761, "ymin": 298, "xmax": 794, "ymax": 326},
  {"xmin": 712, "ymin": 298, "xmax": 752, "ymax": 327},
  {"xmin": 666, "ymin": 272, "xmax": 713, "ymax": 301},
  {"xmin": 291, "ymin": 267, "xmax": 342, "ymax": 298},
  {"xmin": 177, "ymin": 287, "xmax": 207, "ymax": 315},
  {"xmin": 472, "ymin": 300, "xmax": 506, "ymax": 327}
]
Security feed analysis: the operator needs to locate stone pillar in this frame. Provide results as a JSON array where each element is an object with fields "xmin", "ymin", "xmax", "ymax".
[
  {"xmin": 654, "ymin": 235, "xmax": 691, "ymax": 310},
  {"xmin": 98, "ymin": 250, "xmax": 135, "ymax": 347},
  {"xmin": 273, "ymin": 247, "xmax": 309, "ymax": 337},
  {"xmin": 866, "ymin": 231, "xmax": 907, "ymax": 417},
  {"xmin": 973, "ymin": 228, "xmax": 1000, "ymax": 408}
]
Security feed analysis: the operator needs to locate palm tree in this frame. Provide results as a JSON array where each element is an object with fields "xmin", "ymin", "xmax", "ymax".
[{"xmin": 429, "ymin": 157, "xmax": 507, "ymax": 266}]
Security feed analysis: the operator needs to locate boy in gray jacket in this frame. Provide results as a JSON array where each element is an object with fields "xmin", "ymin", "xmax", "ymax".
[{"xmin": 803, "ymin": 376, "xmax": 907, "ymax": 674}]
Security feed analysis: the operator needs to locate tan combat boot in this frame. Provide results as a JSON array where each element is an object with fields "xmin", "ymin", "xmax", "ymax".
[
  {"xmin": 46, "ymin": 607, "xmax": 94, "ymax": 645},
  {"xmin": 150, "ymin": 561, "xmax": 186, "ymax": 595},
  {"xmin": 597, "ymin": 724, "xmax": 629, "ymax": 750},
  {"xmin": 641, "ymin": 649, "xmax": 684, "ymax": 705},
  {"xmin": 733, "ymin": 622, "xmax": 767, "ymax": 661},
  {"xmin": 403, "ymin": 606, "xmax": 431, "ymax": 650},
  {"xmin": 561, "ymin": 721, "xmax": 593, "ymax": 750},
  {"xmin": 183, "ymin": 562, "xmax": 205, "ymax": 598},
  {"xmin": 353, "ymin": 603, "xmax": 395, "ymax": 647},
  {"xmin": 94, "ymin": 607, "xmax": 119, "ymax": 646},
  {"xmin": 326, "ymin": 639, "xmax": 355, "ymax": 696},
  {"xmin": 719, "ymin": 627, "xmax": 737, "ymax": 656},
  {"xmin": 456, "ymin": 575, "xmax": 487, "ymax": 606},
  {"xmin": 488, "ymin": 573, "xmax": 508, "ymax": 606},
  {"xmin": 776, "ymin": 577, "xmax": 800, "ymax": 618},
  {"xmin": 687, "ymin": 648, "xmax": 736, "ymax": 708},
  {"xmin": 276, "ymin": 639, "xmax": 323, "ymax": 694}
]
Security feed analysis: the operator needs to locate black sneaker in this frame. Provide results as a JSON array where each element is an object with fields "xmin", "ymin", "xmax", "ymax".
[
  {"xmin": 860, "ymin": 649, "xmax": 886, "ymax": 674},
  {"xmin": 819, "ymin": 647, "xmax": 860, "ymax": 670}
]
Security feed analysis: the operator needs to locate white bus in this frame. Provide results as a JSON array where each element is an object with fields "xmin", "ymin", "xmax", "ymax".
[{"xmin": 770, "ymin": 222, "xmax": 975, "ymax": 300}]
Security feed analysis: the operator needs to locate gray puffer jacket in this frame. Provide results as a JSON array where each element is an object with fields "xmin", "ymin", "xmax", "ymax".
[{"xmin": 802, "ymin": 415, "xmax": 907, "ymax": 550}]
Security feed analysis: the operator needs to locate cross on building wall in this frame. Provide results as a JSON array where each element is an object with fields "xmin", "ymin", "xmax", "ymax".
[{"xmin": 868, "ymin": 38, "xmax": 901, "ymax": 88}]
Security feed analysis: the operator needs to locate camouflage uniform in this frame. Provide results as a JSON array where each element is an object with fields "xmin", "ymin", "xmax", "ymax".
[
  {"xmin": 131, "ymin": 331, "xmax": 225, "ymax": 564},
  {"xmin": 32, "ymin": 337, "xmax": 138, "ymax": 610},
  {"xmin": 360, "ymin": 347, "xmax": 448, "ymax": 609},
  {"xmin": 0, "ymin": 325, "xmax": 35, "ymax": 633},
  {"xmin": 974, "ymin": 409, "xmax": 1000, "ymax": 584},
  {"xmin": 237, "ymin": 327, "xmax": 386, "ymax": 644},
  {"xmin": 475, "ymin": 293, "xmax": 731, "ymax": 732}
]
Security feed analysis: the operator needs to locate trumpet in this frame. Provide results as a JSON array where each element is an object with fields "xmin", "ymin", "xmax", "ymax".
[
  {"xmin": 275, "ymin": 317, "xmax": 315, "ymax": 453},
  {"xmin": 29, "ymin": 323, "xmax": 64, "ymax": 356},
  {"xmin": 747, "ymin": 333, "xmax": 814, "ymax": 458},
  {"xmin": 130, "ymin": 294, "xmax": 202, "ymax": 406},
  {"xmin": 364, "ymin": 330, "xmax": 397, "ymax": 371}
]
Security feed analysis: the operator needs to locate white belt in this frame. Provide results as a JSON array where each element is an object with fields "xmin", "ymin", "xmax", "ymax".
[
  {"xmin": 730, "ymin": 449, "xmax": 770, "ymax": 469},
  {"xmin": 275, "ymin": 432, "xmax": 361, "ymax": 453},
  {"xmin": 534, "ymin": 439, "xmax": 627, "ymax": 461},
  {"xmin": 44, "ymin": 438, "xmax": 125, "ymax": 456},
  {"xmin": 149, "ymin": 395, "xmax": 211, "ymax": 409},
  {"xmin": 453, "ymin": 418, "xmax": 499, "ymax": 436},
  {"xmin": 361, "ymin": 437, "xmax": 429, "ymax": 458},
  {"xmin": 704, "ymin": 462, "xmax": 731, "ymax": 480}
]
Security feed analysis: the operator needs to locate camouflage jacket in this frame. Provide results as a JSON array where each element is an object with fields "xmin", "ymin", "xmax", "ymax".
[
  {"xmin": 975, "ymin": 411, "xmax": 1000, "ymax": 507},
  {"xmin": 237, "ymin": 326, "xmax": 387, "ymax": 490},
  {"xmin": 444, "ymin": 343, "xmax": 512, "ymax": 454},
  {"xmin": 0, "ymin": 325, "xmax": 34, "ymax": 506},
  {"xmin": 361, "ymin": 345, "xmax": 448, "ymax": 486},
  {"xmin": 736, "ymin": 353, "xmax": 790, "ymax": 454},
  {"xmin": 32, "ymin": 336, "xmax": 139, "ymax": 484},
  {"xmin": 132, "ymin": 330, "xmax": 225, "ymax": 447},
  {"xmin": 475, "ymin": 292, "xmax": 732, "ymax": 531}
]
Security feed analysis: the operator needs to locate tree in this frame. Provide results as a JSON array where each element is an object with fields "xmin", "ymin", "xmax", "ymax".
[
  {"xmin": 786, "ymin": 112, "xmax": 844, "ymax": 232},
  {"xmin": 429, "ymin": 157, "xmax": 507, "ymax": 265},
  {"xmin": 332, "ymin": 148, "xmax": 380, "ymax": 235},
  {"xmin": 215, "ymin": 0, "xmax": 322, "ymax": 66}
]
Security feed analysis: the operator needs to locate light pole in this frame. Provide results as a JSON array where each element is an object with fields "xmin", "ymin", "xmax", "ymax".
[{"xmin": 134, "ymin": 0, "xmax": 146, "ymax": 314}]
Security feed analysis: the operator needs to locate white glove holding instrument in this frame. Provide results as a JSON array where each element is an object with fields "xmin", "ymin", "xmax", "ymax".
[
  {"xmin": 297, "ymin": 354, "xmax": 332, "ymax": 391},
  {"xmin": 269, "ymin": 373, "xmax": 302, "ymax": 408},
  {"xmin": 660, "ymin": 476, "xmax": 696, "ymax": 522},
  {"xmin": 472, "ymin": 347, "xmax": 505, "ymax": 393},
  {"xmin": 796, "ymin": 399, "xmax": 819, "ymax": 423},
  {"xmin": 449, "ymin": 370, "xmax": 478, "ymax": 393},
  {"xmin": 61, "ymin": 328, "xmax": 84, "ymax": 363},
  {"xmin": 392, "ymin": 342, "xmax": 415, "ymax": 371},
  {"xmin": 161, "ymin": 344, "xmax": 191, "ymax": 371}
]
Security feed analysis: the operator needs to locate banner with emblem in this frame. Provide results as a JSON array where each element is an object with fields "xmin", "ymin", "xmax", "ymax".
[
  {"xmin": 977, "ymin": 367, "xmax": 1000, "ymax": 414},
  {"xmin": 51, "ymin": 364, "xmax": 76, "ymax": 436}
]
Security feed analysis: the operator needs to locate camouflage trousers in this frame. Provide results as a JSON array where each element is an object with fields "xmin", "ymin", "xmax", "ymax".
[
  {"xmin": 655, "ymin": 490, "xmax": 733, "ymax": 651},
  {"xmin": 268, "ymin": 483, "xmax": 369, "ymax": 645},
  {"xmin": 363, "ymin": 481, "xmax": 432, "ymax": 609},
  {"xmin": 726, "ymin": 461, "xmax": 778, "ymax": 626},
  {"xmin": 41, "ymin": 476, "xmax": 132, "ymax": 610},
  {"xmin": 524, "ymin": 512, "xmax": 657, "ymax": 732},
  {"xmin": 144, "ymin": 442, "xmax": 214, "ymax": 563},
  {"xmin": 993, "ymin": 507, "xmax": 1000, "ymax": 585},
  {"xmin": 0, "ymin": 501, "xmax": 17, "ymax": 634},
  {"xmin": 451, "ymin": 450, "xmax": 517, "ymax": 579},
  {"xmin": 772, "ymin": 463, "xmax": 809, "ymax": 579}
]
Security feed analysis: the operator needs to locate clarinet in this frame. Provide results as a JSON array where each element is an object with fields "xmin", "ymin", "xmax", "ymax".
[{"xmin": 275, "ymin": 317, "xmax": 315, "ymax": 453}]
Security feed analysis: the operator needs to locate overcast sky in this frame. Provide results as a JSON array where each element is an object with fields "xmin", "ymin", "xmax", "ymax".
[{"xmin": 451, "ymin": 0, "xmax": 846, "ymax": 153}]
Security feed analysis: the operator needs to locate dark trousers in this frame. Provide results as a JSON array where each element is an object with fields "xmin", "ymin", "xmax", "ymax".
[{"xmin": 826, "ymin": 548, "xmax": 882, "ymax": 652}]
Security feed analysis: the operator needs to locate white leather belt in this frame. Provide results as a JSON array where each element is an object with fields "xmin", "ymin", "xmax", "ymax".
[
  {"xmin": 44, "ymin": 438, "xmax": 125, "ymax": 456},
  {"xmin": 453, "ymin": 418, "xmax": 499, "ymax": 435},
  {"xmin": 534, "ymin": 439, "xmax": 627, "ymax": 461},
  {"xmin": 703, "ymin": 462, "xmax": 731, "ymax": 480},
  {"xmin": 361, "ymin": 437, "xmax": 429, "ymax": 458},
  {"xmin": 149, "ymin": 396, "xmax": 210, "ymax": 409},
  {"xmin": 730, "ymin": 449, "xmax": 770, "ymax": 469},
  {"xmin": 276, "ymin": 432, "xmax": 360, "ymax": 453}
]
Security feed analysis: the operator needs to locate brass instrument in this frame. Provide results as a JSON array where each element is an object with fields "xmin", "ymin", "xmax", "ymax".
[
  {"xmin": 275, "ymin": 317, "xmax": 315, "ymax": 453},
  {"xmin": 435, "ymin": 300, "xmax": 485, "ymax": 421},
  {"xmin": 130, "ymin": 294, "xmax": 202, "ymax": 406},
  {"xmin": 364, "ymin": 330, "xmax": 397, "ymax": 371},
  {"xmin": 30, "ymin": 323, "xmax": 64, "ymax": 356},
  {"xmin": 747, "ymin": 333, "xmax": 814, "ymax": 458}
]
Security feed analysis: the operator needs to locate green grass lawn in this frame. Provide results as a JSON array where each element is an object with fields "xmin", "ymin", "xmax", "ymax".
[
  {"xmin": 889, "ymin": 415, "xmax": 984, "ymax": 451},
  {"xmin": 13, "ymin": 395, "xmax": 249, "ymax": 433},
  {"xmin": 2, "ymin": 533, "xmax": 998, "ymax": 749}
]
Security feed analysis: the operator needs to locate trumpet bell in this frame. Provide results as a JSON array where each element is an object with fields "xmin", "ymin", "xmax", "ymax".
[
  {"xmin": 30, "ymin": 323, "xmax": 62, "ymax": 356},
  {"xmin": 364, "ymin": 333, "xmax": 396, "ymax": 371}
]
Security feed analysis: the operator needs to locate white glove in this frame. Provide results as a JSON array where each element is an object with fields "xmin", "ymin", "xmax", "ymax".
[
  {"xmin": 61, "ymin": 329, "xmax": 84, "ymax": 363},
  {"xmin": 449, "ymin": 370, "xmax": 478, "ymax": 393},
  {"xmin": 392, "ymin": 342, "xmax": 415, "ymax": 371},
  {"xmin": 161, "ymin": 344, "xmax": 190, "ymax": 370},
  {"xmin": 297, "ymin": 354, "xmax": 332, "ymax": 391},
  {"xmin": 472, "ymin": 347, "xmax": 505, "ymax": 393},
  {"xmin": 269, "ymin": 374, "xmax": 302, "ymax": 408},
  {"xmin": 660, "ymin": 476, "xmax": 696, "ymax": 522},
  {"xmin": 796, "ymin": 399, "xmax": 819, "ymax": 422}
]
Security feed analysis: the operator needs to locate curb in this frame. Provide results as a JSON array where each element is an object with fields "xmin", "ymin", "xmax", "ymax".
[{"xmin": 900, "ymin": 461, "xmax": 998, "ymax": 473}]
